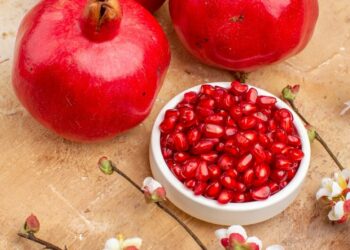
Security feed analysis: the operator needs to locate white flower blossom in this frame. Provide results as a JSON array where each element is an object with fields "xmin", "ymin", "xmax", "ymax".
[
  {"xmin": 142, "ymin": 177, "xmax": 166, "ymax": 203},
  {"xmin": 103, "ymin": 236, "xmax": 142, "ymax": 250}
]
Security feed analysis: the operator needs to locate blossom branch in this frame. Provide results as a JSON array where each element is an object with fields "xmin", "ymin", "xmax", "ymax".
[
  {"xmin": 282, "ymin": 85, "xmax": 345, "ymax": 171},
  {"xmin": 0, "ymin": 58, "xmax": 9, "ymax": 64},
  {"xmin": 18, "ymin": 232, "xmax": 66, "ymax": 250},
  {"xmin": 100, "ymin": 158, "xmax": 207, "ymax": 250}
]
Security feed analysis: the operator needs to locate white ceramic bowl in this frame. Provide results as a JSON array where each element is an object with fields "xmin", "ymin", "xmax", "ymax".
[{"xmin": 149, "ymin": 82, "xmax": 311, "ymax": 225}]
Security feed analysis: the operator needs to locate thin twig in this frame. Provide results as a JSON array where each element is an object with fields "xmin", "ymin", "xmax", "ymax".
[
  {"xmin": 287, "ymin": 99, "xmax": 345, "ymax": 170},
  {"xmin": 0, "ymin": 58, "xmax": 9, "ymax": 64},
  {"xmin": 18, "ymin": 232, "xmax": 65, "ymax": 250},
  {"xmin": 110, "ymin": 163, "xmax": 207, "ymax": 250}
]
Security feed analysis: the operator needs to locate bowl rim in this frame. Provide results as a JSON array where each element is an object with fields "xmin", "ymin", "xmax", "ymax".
[{"xmin": 150, "ymin": 82, "xmax": 311, "ymax": 211}]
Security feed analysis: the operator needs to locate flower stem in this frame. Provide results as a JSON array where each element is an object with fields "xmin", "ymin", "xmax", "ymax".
[
  {"xmin": 287, "ymin": 99, "xmax": 345, "ymax": 171},
  {"xmin": 110, "ymin": 162, "xmax": 208, "ymax": 250},
  {"xmin": 18, "ymin": 232, "xmax": 67, "ymax": 250}
]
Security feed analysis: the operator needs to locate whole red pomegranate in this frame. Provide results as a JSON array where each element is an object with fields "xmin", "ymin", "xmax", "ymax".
[
  {"xmin": 13, "ymin": 0, "xmax": 170, "ymax": 141},
  {"xmin": 169, "ymin": 0, "xmax": 319, "ymax": 71},
  {"xmin": 136, "ymin": 0, "xmax": 166, "ymax": 12}
]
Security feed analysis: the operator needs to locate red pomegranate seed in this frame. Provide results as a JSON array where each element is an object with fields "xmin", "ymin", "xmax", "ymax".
[
  {"xmin": 221, "ymin": 94, "xmax": 235, "ymax": 110},
  {"xmin": 230, "ymin": 81, "xmax": 248, "ymax": 95},
  {"xmin": 268, "ymin": 119, "xmax": 277, "ymax": 131},
  {"xmin": 170, "ymin": 165, "xmax": 186, "ymax": 181},
  {"xmin": 242, "ymin": 130, "xmax": 258, "ymax": 143},
  {"xmin": 217, "ymin": 190, "xmax": 234, "ymax": 204},
  {"xmin": 270, "ymin": 142, "xmax": 286, "ymax": 154},
  {"xmin": 261, "ymin": 108, "xmax": 273, "ymax": 117},
  {"xmin": 239, "ymin": 116, "xmax": 257, "ymax": 130},
  {"xmin": 200, "ymin": 84, "xmax": 215, "ymax": 96},
  {"xmin": 194, "ymin": 182, "xmax": 208, "ymax": 195},
  {"xmin": 224, "ymin": 169, "xmax": 238, "ymax": 178},
  {"xmin": 280, "ymin": 181, "xmax": 288, "ymax": 189},
  {"xmin": 224, "ymin": 126, "xmax": 238, "ymax": 139},
  {"xmin": 233, "ymin": 181, "xmax": 246, "ymax": 193},
  {"xmin": 288, "ymin": 148, "xmax": 304, "ymax": 161},
  {"xmin": 218, "ymin": 154, "xmax": 235, "ymax": 170},
  {"xmin": 237, "ymin": 153, "xmax": 254, "ymax": 172},
  {"xmin": 275, "ymin": 129, "xmax": 288, "ymax": 143},
  {"xmin": 243, "ymin": 168, "xmax": 254, "ymax": 187},
  {"xmin": 253, "ymin": 112, "xmax": 268, "ymax": 122},
  {"xmin": 220, "ymin": 175, "xmax": 236, "ymax": 189},
  {"xmin": 268, "ymin": 181, "xmax": 280, "ymax": 194},
  {"xmin": 232, "ymin": 193, "xmax": 245, "ymax": 203},
  {"xmin": 255, "ymin": 163, "xmax": 270, "ymax": 181},
  {"xmin": 208, "ymin": 164, "xmax": 221, "ymax": 179},
  {"xmin": 184, "ymin": 179, "xmax": 196, "ymax": 189},
  {"xmin": 252, "ymin": 177, "xmax": 268, "ymax": 187},
  {"xmin": 159, "ymin": 118, "xmax": 176, "ymax": 134},
  {"xmin": 275, "ymin": 108, "xmax": 292, "ymax": 121},
  {"xmin": 204, "ymin": 124, "xmax": 224, "ymax": 138},
  {"xmin": 186, "ymin": 128, "xmax": 201, "ymax": 145},
  {"xmin": 287, "ymin": 135, "xmax": 301, "ymax": 147},
  {"xmin": 192, "ymin": 140, "xmax": 215, "ymax": 154},
  {"xmin": 162, "ymin": 147, "xmax": 173, "ymax": 159},
  {"xmin": 251, "ymin": 185, "xmax": 271, "ymax": 201},
  {"xmin": 173, "ymin": 132, "xmax": 189, "ymax": 151},
  {"xmin": 226, "ymin": 116, "xmax": 236, "ymax": 127},
  {"xmin": 252, "ymin": 144, "xmax": 266, "ymax": 162},
  {"xmin": 216, "ymin": 142, "xmax": 225, "ymax": 152},
  {"xmin": 256, "ymin": 122, "xmax": 267, "ymax": 133},
  {"xmin": 235, "ymin": 133, "xmax": 251, "ymax": 148},
  {"xmin": 205, "ymin": 114, "xmax": 225, "ymax": 125},
  {"xmin": 270, "ymin": 169, "xmax": 288, "ymax": 183},
  {"xmin": 173, "ymin": 152, "xmax": 189, "ymax": 163},
  {"xmin": 287, "ymin": 168, "xmax": 297, "ymax": 181},
  {"xmin": 241, "ymin": 103, "xmax": 257, "ymax": 115},
  {"xmin": 165, "ymin": 109, "xmax": 180, "ymax": 120},
  {"xmin": 275, "ymin": 156, "xmax": 293, "ymax": 170},
  {"xmin": 257, "ymin": 96, "xmax": 277, "ymax": 106},
  {"xmin": 200, "ymin": 152, "xmax": 218, "ymax": 163},
  {"xmin": 229, "ymin": 106, "xmax": 243, "ymax": 120},
  {"xmin": 181, "ymin": 159, "xmax": 199, "ymax": 179},
  {"xmin": 264, "ymin": 150, "xmax": 273, "ymax": 163},
  {"xmin": 258, "ymin": 133, "xmax": 270, "ymax": 147},
  {"xmin": 183, "ymin": 91, "xmax": 198, "ymax": 103},
  {"xmin": 280, "ymin": 117, "xmax": 294, "ymax": 134},
  {"xmin": 179, "ymin": 108, "xmax": 196, "ymax": 127},
  {"xmin": 245, "ymin": 88, "xmax": 258, "ymax": 103},
  {"xmin": 196, "ymin": 161, "xmax": 210, "ymax": 181},
  {"xmin": 205, "ymin": 181, "xmax": 221, "ymax": 198}
]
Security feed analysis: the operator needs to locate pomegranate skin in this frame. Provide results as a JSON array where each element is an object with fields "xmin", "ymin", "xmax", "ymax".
[
  {"xmin": 13, "ymin": 0, "xmax": 170, "ymax": 141},
  {"xmin": 136, "ymin": 0, "xmax": 166, "ymax": 12},
  {"xmin": 169, "ymin": 0, "xmax": 319, "ymax": 71}
]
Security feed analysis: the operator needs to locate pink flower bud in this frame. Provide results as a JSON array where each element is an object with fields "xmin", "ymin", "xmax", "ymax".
[
  {"xmin": 282, "ymin": 85, "xmax": 300, "ymax": 101},
  {"xmin": 24, "ymin": 214, "xmax": 40, "ymax": 233}
]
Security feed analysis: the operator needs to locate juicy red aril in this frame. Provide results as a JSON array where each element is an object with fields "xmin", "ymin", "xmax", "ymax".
[
  {"xmin": 181, "ymin": 159, "xmax": 199, "ymax": 179},
  {"xmin": 173, "ymin": 132, "xmax": 189, "ymax": 151},
  {"xmin": 174, "ymin": 152, "xmax": 189, "ymax": 163},
  {"xmin": 230, "ymin": 81, "xmax": 248, "ymax": 95},
  {"xmin": 205, "ymin": 181, "xmax": 221, "ymax": 198},
  {"xmin": 184, "ymin": 179, "xmax": 196, "ymax": 189},
  {"xmin": 204, "ymin": 124, "xmax": 224, "ymax": 138},
  {"xmin": 237, "ymin": 153, "xmax": 254, "ymax": 172},
  {"xmin": 218, "ymin": 154, "xmax": 235, "ymax": 170},
  {"xmin": 257, "ymin": 96, "xmax": 277, "ymax": 106},
  {"xmin": 217, "ymin": 190, "xmax": 234, "ymax": 204},
  {"xmin": 245, "ymin": 88, "xmax": 258, "ymax": 103},
  {"xmin": 200, "ymin": 152, "xmax": 218, "ymax": 163},
  {"xmin": 251, "ymin": 185, "xmax": 271, "ymax": 201},
  {"xmin": 192, "ymin": 140, "xmax": 214, "ymax": 154},
  {"xmin": 239, "ymin": 116, "xmax": 257, "ymax": 130},
  {"xmin": 208, "ymin": 164, "xmax": 221, "ymax": 179},
  {"xmin": 288, "ymin": 148, "xmax": 304, "ymax": 161},
  {"xmin": 160, "ymin": 84, "xmax": 304, "ymax": 204},
  {"xmin": 196, "ymin": 161, "xmax": 210, "ymax": 181},
  {"xmin": 194, "ymin": 182, "xmax": 208, "ymax": 195}
]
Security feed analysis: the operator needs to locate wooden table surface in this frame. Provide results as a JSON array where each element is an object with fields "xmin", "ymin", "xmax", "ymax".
[{"xmin": 1, "ymin": 1, "xmax": 350, "ymax": 249}]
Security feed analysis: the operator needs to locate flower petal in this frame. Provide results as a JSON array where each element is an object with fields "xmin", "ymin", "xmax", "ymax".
[
  {"xmin": 104, "ymin": 238, "xmax": 121, "ymax": 250},
  {"xmin": 346, "ymin": 192, "xmax": 350, "ymax": 200},
  {"xmin": 316, "ymin": 187, "xmax": 331, "ymax": 200},
  {"xmin": 142, "ymin": 177, "xmax": 162, "ymax": 193},
  {"xmin": 226, "ymin": 225, "xmax": 247, "ymax": 240},
  {"xmin": 334, "ymin": 172, "xmax": 348, "ymax": 190},
  {"xmin": 340, "ymin": 101, "xmax": 350, "ymax": 116},
  {"xmin": 328, "ymin": 201, "xmax": 345, "ymax": 221},
  {"xmin": 123, "ymin": 237, "xmax": 142, "ymax": 249},
  {"xmin": 246, "ymin": 236, "xmax": 262, "ymax": 249},
  {"xmin": 266, "ymin": 245, "xmax": 285, "ymax": 250},
  {"xmin": 331, "ymin": 182, "xmax": 343, "ymax": 197},
  {"xmin": 321, "ymin": 178, "xmax": 333, "ymax": 188},
  {"xmin": 214, "ymin": 229, "xmax": 227, "ymax": 240},
  {"xmin": 341, "ymin": 169, "xmax": 350, "ymax": 180}
]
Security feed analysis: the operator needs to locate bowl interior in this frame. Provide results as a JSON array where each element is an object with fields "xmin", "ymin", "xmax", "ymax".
[{"xmin": 151, "ymin": 82, "xmax": 311, "ymax": 211}]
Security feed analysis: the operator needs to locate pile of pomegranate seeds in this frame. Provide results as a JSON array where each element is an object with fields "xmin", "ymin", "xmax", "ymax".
[{"xmin": 159, "ymin": 82, "xmax": 304, "ymax": 204}]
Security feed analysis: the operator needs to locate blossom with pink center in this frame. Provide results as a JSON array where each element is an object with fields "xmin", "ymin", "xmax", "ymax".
[
  {"xmin": 328, "ymin": 193, "xmax": 350, "ymax": 223},
  {"xmin": 215, "ymin": 225, "xmax": 284, "ymax": 250},
  {"xmin": 316, "ymin": 169, "xmax": 350, "ymax": 201},
  {"xmin": 142, "ymin": 177, "xmax": 166, "ymax": 203},
  {"xmin": 103, "ymin": 235, "xmax": 142, "ymax": 250}
]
